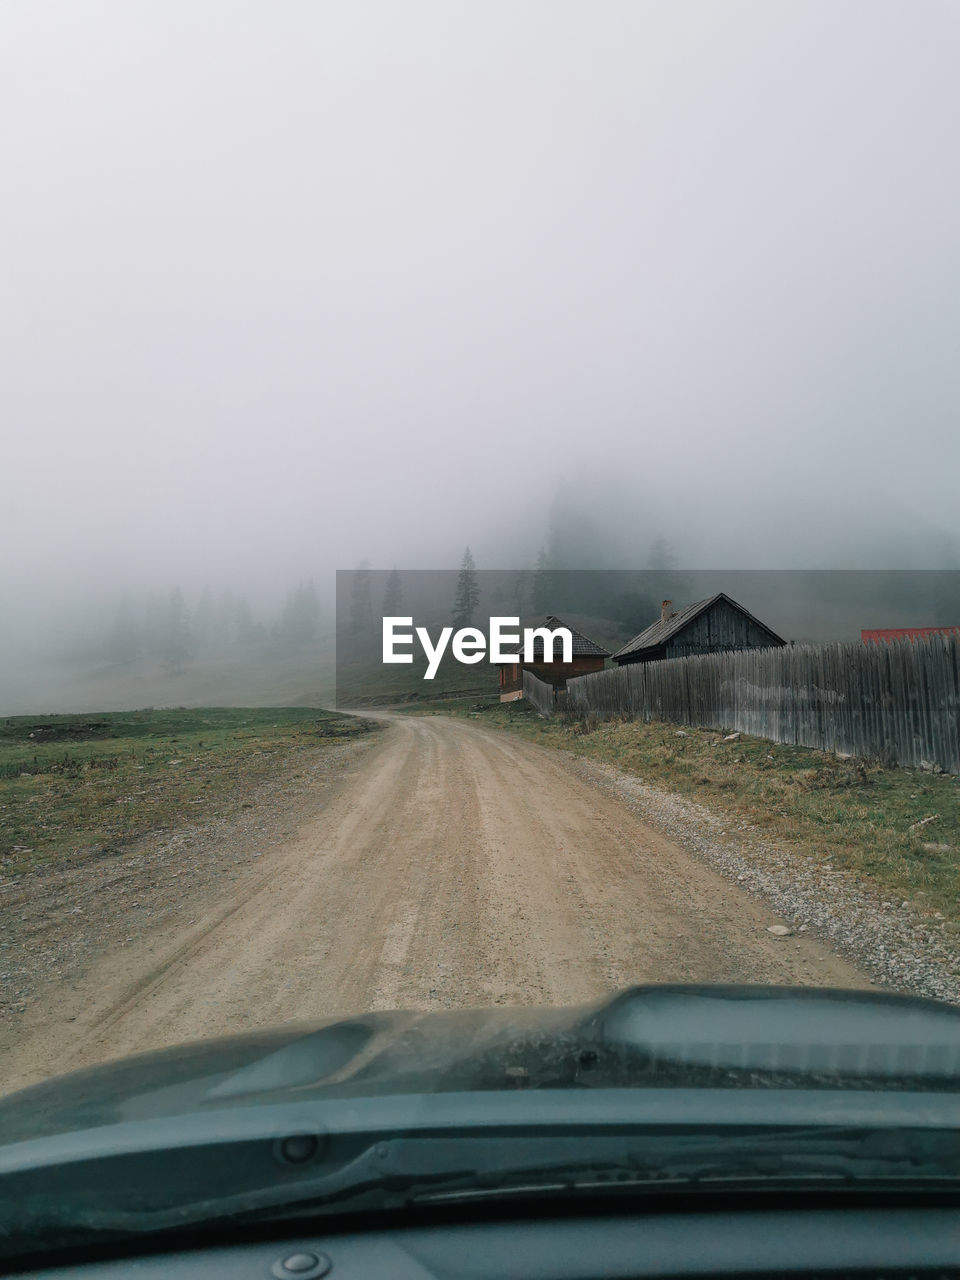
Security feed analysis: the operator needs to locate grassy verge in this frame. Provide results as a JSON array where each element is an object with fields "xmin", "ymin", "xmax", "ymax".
[
  {"xmin": 0, "ymin": 707, "xmax": 372, "ymax": 876},
  {"xmin": 439, "ymin": 701, "xmax": 960, "ymax": 921}
]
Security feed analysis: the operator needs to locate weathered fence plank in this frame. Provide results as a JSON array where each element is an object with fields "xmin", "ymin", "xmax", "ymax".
[
  {"xmin": 565, "ymin": 635, "xmax": 960, "ymax": 775},
  {"xmin": 522, "ymin": 669, "xmax": 557, "ymax": 717}
]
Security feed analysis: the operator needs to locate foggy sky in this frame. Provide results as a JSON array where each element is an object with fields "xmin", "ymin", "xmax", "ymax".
[{"xmin": 5, "ymin": 0, "xmax": 960, "ymax": 619}]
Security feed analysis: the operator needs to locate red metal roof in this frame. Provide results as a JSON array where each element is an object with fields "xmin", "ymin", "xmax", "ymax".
[{"xmin": 861, "ymin": 626, "xmax": 960, "ymax": 643}]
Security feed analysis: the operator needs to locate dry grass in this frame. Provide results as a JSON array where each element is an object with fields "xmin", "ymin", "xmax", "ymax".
[{"xmin": 0, "ymin": 707, "xmax": 371, "ymax": 876}]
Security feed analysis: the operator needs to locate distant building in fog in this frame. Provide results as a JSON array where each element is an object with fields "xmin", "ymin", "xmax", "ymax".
[
  {"xmin": 612, "ymin": 593, "xmax": 786, "ymax": 666},
  {"xmin": 862, "ymin": 625, "xmax": 960, "ymax": 643},
  {"xmin": 499, "ymin": 614, "xmax": 609, "ymax": 702}
]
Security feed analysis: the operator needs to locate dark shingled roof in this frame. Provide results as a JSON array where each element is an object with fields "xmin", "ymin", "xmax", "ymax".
[
  {"xmin": 612, "ymin": 592, "xmax": 785, "ymax": 661},
  {"xmin": 522, "ymin": 614, "xmax": 610, "ymax": 660}
]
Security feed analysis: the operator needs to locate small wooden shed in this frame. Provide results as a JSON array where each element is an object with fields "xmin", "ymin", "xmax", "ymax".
[
  {"xmin": 612, "ymin": 593, "xmax": 785, "ymax": 666},
  {"xmin": 499, "ymin": 615, "xmax": 609, "ymax": 702}
]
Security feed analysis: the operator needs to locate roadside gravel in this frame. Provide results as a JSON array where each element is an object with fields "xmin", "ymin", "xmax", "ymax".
[{"xmin": 571, "ymin": 757, "xmax": 960, "ymax": 1005}]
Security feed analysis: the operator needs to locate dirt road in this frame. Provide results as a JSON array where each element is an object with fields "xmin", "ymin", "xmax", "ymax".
[{"xmin": 2, "ymin": 714, "xmax": 867, "ymax": 1092}]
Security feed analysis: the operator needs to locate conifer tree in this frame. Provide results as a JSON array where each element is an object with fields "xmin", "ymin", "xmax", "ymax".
[{"xmin": 452, "ymin": 547, "xmax": 480, "ymax": 627}]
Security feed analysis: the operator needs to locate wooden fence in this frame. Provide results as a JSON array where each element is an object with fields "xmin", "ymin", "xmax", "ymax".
[
  {"xmin": 522, "ymin": 669, "xmax": 559, "ymax": 717},
  {"xmin": 565, "ymin": 634, "xmax": 960, "ymax": 775}
]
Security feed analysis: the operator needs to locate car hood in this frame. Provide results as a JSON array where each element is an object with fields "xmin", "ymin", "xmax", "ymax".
[{"xmin": 4, "ymin": 984, "xmax": 960, "ymax": 1146}]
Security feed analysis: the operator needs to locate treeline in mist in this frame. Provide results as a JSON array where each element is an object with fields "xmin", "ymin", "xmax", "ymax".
[{"xmin": 92, "ymin": 581, "xmax": 326, "ymax": 674}]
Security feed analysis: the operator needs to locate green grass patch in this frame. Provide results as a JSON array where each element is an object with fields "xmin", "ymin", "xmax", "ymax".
[
  {"xmin": 335, "ymin": 653, "xmax": 498, "ymax": 707},
  {"xmin": 0, "ymin": 707, "xmax": 371, "ymax": 876},
  {"xmin": 440, "ymin": 702, "xmax": 960, "ymax": 922}
]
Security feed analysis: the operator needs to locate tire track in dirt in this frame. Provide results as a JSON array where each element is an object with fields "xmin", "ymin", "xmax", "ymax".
[{"xmin": 0, "ymin": 714, "xmax": 869, "ymax": 1094}]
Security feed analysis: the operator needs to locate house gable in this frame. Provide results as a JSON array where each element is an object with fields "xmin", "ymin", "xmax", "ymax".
[{"xmin": 613, "ymin": 593, "xmax": 785, "ymax": 665}]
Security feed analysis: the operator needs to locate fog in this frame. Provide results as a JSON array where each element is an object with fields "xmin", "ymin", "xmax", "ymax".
[{"xmin": 4, "ymin": 1, "xmax": 960, "ymax": 710}]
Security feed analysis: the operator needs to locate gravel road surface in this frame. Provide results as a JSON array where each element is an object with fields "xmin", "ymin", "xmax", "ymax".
[{"xmin": 1, "ymin": 714, "xmax": 867, "ymax": 1092}]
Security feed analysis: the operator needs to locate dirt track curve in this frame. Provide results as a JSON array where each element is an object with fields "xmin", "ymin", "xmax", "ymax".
[{"xmin": 1, "ymin": 714, "xmax": 867, "ymax": 1092}]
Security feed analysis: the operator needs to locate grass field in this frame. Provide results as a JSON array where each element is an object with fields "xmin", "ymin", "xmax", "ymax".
[
  {"xmin": 0, "ymin": 647, "xmax": 337, "ymax": 718},
  {"xmin": 0, "ymin": 707, "xmax": 370, "ymax": 877},
  {"xmin": 434, "ymin": 700, "xmax": 960, "ymax": 923},
  {"xmin": 335, "ymin": 653, "xmax": 499, "ymax": 706}
]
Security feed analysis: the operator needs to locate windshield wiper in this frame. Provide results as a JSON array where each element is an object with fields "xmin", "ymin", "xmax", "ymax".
[
  {"xmin": 257, "ymin": 1126, "xmax": 960, "ymax": 1215},
  {"xmin": 6, "ymin": 1124, "xmax": 960, "ymax": 1251}
]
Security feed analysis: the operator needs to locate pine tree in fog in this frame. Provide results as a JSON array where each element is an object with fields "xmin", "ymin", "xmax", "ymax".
[
  {"xmin": 159, "ymin": 588, "xmax": 193, "ymax": 673},
  {"xmin": 193, "ymin": 586, "xmax": 216, "ymax": 651},
  {"xmin": 234, "ymin": 595, "xmax": 261, "ymax": 645},
  {"xmin": 383, "ymin": 567, "xmax": 402, "ymax": 616},
  {"xmin": 277, "ymin": 579, "xmax": 321, "ymax": 646},
  {"xmin": 532, "ymin": 546, "xmax": 551, "ymax": 613},
  {"xmin": 452, "ymin": 547, "xmax": 480, "ymax": 627},
  {"xmin": 647, "ymin": 535, "xmax": 677, "ymax": 571},
  {"xmin": 347, "ymin": 562, "xmax": 375, "ymax": 655},
  {"xmin": 105, "ymin": 595, "xmax": 141, "ymax": 664}
]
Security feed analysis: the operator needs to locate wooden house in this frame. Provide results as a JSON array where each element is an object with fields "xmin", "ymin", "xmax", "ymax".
[
  {"xmin": 499, "ymin": 615, "xmax": 609, "ymax": 702},
  {"xmin": 612, "ymin": 594, "xmax": 785, "ymax": 667}
]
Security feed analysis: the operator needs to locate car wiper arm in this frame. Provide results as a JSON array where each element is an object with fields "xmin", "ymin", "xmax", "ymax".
[{"xmin": 5, "ymin": 1125, "xmax": 960, "ymax": 1251}]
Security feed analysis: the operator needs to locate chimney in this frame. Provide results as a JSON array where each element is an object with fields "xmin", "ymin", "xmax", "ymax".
[{"xmin": 660, "ymin": 599, "xmax": 672, "ymax": 623}]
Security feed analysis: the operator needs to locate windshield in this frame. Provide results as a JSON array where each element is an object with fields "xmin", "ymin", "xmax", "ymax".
[{"xmin": 2, "ymin": 0, "xmax": 960, "ymax": 1267}]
